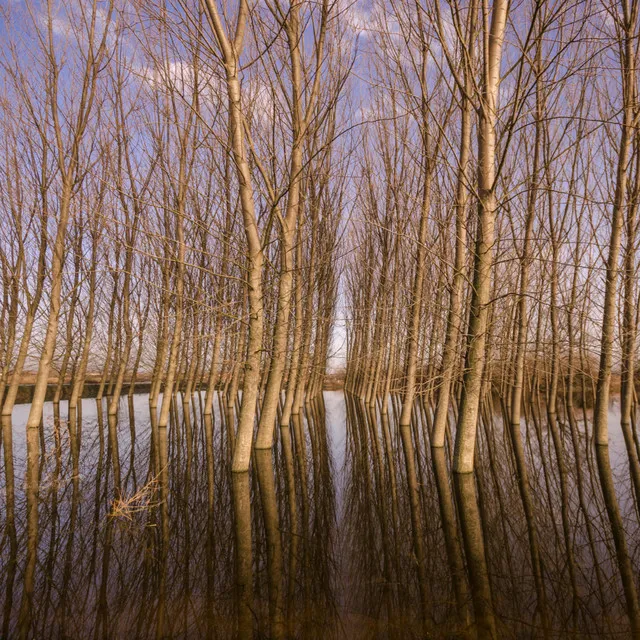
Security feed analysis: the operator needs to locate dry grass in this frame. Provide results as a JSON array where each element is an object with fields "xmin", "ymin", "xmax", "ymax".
[{"xmin": 109, "ymin": 474, "xmax": 162, "ymax": 524}]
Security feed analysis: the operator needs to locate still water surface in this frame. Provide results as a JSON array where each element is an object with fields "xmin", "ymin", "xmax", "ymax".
[{"xmin": 0, "ymin": 392, "xmax": 638, "ymax": 638}]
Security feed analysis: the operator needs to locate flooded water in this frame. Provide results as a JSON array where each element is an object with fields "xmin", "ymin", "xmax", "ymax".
[{"xmin": 1, "ymin": 391, "xmax": 639, "ymax": 638}]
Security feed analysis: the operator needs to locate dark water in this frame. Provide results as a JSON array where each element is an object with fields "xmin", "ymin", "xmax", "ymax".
[{"xmin": 0, "ymin": 392, "xmax": 639, "ymax": 638}]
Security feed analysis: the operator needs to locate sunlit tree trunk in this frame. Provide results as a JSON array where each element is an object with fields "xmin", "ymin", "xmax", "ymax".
[
  {"xmin": 432, "ymin": 58, "xmax": 472, "ymax": 447},
  {"xmin": 453, "ymin": 0, "xmax": 508, "ymax": 474},
  {"xmin": 201, "ymin": 0, "xmax": 265, "ymax": 472}
]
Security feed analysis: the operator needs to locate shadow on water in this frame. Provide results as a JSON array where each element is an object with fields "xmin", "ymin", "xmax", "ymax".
[{"xmin": 1, "ymin": 391, "xmax": 640, "ymax": 638}]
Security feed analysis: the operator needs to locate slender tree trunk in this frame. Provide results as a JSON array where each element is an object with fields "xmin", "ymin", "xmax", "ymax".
[
  {"xmin": 69, "ymin": 229, "xmax": 99, "ymax": 410},
  {"xmin": 432, "ymin": 80, "xmax": 471, "ymax": 447},
  {"xmin": 453, "ymin": 0, "xmax": 508, "ymax": 474}
]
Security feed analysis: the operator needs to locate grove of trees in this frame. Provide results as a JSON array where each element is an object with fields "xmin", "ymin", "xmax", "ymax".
[{"xmin": 3, "ymin": 0, "xmax": 640, "ymax": 636}]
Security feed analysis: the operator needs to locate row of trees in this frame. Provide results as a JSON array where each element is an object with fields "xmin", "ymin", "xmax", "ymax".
[
  {"xmin": 0, "ymin": 0, "xmax": 350, "ymax": 471},
  {"xmin": 344, "ymin": 0, "xmax": 640, "ymax": 634}
]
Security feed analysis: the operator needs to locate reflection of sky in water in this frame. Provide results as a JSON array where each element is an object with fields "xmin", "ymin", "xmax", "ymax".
[
  {"xmin": 324, "ymin": 390, "xmax": 347, "ymax": 483},
  {"xmin": 5, "ymin": 391, "xmax": 634, "ymax": 503}
]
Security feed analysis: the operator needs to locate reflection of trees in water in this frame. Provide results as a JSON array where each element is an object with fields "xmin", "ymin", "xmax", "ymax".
[
  {"xmin": 341, "ymin": 395, "xmax": 431, "ymax": 637},
  {"xmin": 0, "ymin": 394, "xmax": 341, "ymax": 638},
  {"xmin": 342, "ymin": 393, "xmax": 640, "ymax": 638},
  {"xmin": 1, "ymin": 391, "xmax": 640, "ymax": 637}
]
